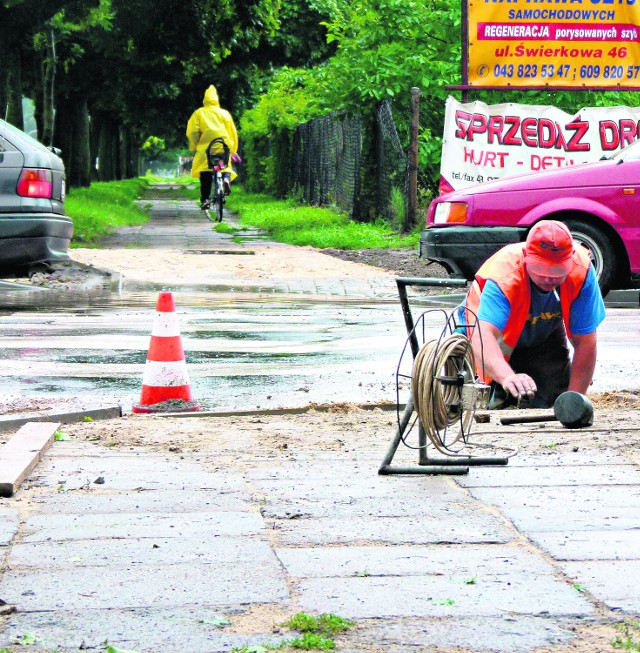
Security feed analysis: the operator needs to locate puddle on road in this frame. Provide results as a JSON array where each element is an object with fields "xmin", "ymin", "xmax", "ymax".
[
  {"xmin": 3, "ymin": 280, "xmax": 636, "ymax": 413},
  {"xmin": 0, "ymin": 283, "xmax": 448, "ymax": 412}
]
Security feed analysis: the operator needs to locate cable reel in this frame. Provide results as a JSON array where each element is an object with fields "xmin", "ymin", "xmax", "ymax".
[
  {"xmin": 379, "ymin": 278, "xmax": 512, "ymax": 475},
  {"xmin": 395, "ymin": 308, "xmax": 491, "ymax": 457}
]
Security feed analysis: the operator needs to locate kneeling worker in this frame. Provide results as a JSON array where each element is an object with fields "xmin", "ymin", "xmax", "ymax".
[{"xmin": 462, "ymin": 220, "xmax": 606, "ymax": 409}]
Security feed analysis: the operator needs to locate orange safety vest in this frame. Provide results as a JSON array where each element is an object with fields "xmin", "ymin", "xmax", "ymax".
[{"xmin": 464, "ymin": 242, "xmax": 591, "ymax": 381}]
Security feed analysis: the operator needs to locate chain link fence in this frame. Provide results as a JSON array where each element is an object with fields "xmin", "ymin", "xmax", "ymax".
[{"xmin": 248, "ymin": 91, "xmax": 447, "ymax": 229}]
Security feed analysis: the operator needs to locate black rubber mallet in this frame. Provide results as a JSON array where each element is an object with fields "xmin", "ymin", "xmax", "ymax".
[{"xmin": 499, "ymin": 391, "xmax": 594, "ymax": 429}]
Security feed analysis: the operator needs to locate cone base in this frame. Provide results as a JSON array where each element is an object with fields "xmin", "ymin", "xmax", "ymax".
[{"xmin": 132, "ymin": 399, "xmax": 201, "ymax": 414}]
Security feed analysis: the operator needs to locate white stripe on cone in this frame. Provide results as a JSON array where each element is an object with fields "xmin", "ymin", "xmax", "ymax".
[
  {"xmin": 141, "ymin": 360, "xmax": 191, "ymax": 387},
  {"xmin": 151, "ymin": 312, "xmax": 181, "ymax": 338}
]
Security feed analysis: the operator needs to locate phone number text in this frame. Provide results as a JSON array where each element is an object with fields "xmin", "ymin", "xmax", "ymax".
[{"xmin": 493, "ymin": 63, "xmax": 640, "ymax": 80}]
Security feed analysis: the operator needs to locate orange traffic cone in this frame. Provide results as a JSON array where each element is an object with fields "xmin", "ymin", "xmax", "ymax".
[{"xmin": 132, "ymin": 291, "xmax": 200, "ymax": 414}]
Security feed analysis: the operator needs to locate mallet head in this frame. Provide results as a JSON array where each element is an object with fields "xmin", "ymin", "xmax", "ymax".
[{"xmin": 553, "ymin": 391, "xmax": 594, "ymax": 429}]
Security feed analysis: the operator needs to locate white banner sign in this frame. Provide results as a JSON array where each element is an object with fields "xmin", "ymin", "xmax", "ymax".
[{"xmin": 440, "ymin": 96, "xmax": 640, "ymax": 193}]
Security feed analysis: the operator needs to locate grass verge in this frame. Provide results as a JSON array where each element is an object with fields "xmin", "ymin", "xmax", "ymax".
[
  {"xmin": 178, "ymin": 177, "xmax": 420, "ymax": 250},
  {"xmin": 65, "ymin": 177, "xmax": 152, "ymax": 245},
  {"xmin": 65, "ymin": 175, "xmax": 420, "ymax": 252}
]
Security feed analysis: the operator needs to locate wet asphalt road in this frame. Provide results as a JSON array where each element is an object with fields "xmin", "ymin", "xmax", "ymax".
[
  {"xmin": 0, "ymin": 194, "xmax": 638, "ymax": 414},
  {"xmin": 0, "ymin": 195, "xmax": 469, "ymax": 414}
]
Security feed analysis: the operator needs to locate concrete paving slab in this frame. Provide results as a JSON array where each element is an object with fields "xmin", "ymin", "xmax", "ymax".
[
  {"xmin": 260, "ymin": 494, "xmax": 490, "ymax": 519},
  {"xmin": 23, "ymin": 486, "xmax": 250, "ymax": 514},
  {"xmin": 20, "ymin": 510, "xmax": 264, "ymax": 543},
  {"xmin": 269, "ymin": 513, "xmax": 513, "ymax": 546},
  {"xmin": 0, "ymin": 560, "xmax": 289, "ymax": 611},
  {"xmin": 1, "ymin": 605, "xmax": 289, "ymax": 653},
  {"xmin": 0, "ymin": 506, "xmax": 19, "ymax": 545},
  {"xmin": 29, "ymin": 454, "xmax": 246, "ymax": 492},
  {"xmin": 10, "ymin": 536, "xmax": 276, "ymax": 568},
  {"xmin": 247, "ymin": 459, "xmax": 423, "ymax": 481},
  {"xmin": 532, "ymin": 530, "xmax": 640, "ymax": 561},
  {"xmin": 1, "ymin": 607, "xmax": 285, "ymax": 653},
  {"xmin": 457, "ymin": 462, "xmax": 640, "ymax": 487},
  {"xmin": 294, "ymin": 573, "xmax": 593, "ymax": 619},
  {"xmin": 497, "ymin": 449, "xmax": 628, "ymax": 467},
  {"xmin": 562, "ymin": 560, "xmax": 640, "ymax": 612},
  {"xmin": 467, "ymin": 485, "xmax": 640, "ymax": 532},
  {"xmin": 276, "ymin": 544, "xmax": 563, "ymax": 579},
  {"xmin": 253, "ymin": 473, "xmax": 473, "ymax": 503},
  {"xmin": 347, "ymin": 616, "xmax": 581, "ymax": 653}
]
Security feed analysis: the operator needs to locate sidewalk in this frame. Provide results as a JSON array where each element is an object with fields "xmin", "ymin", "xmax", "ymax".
[{"xmin": 1, "ymin": 406, "xmax": 638, "ymax": 652}]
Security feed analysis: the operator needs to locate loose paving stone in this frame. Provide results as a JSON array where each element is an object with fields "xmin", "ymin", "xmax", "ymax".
[
  {"xmin": 0, "ymin": 560, "xmax": 289, "ymax": 611},
  {"xmin": 344, "ymin": 616, "xmax": 581, "ymax": 653},
  {"xmin": 0, "ymin": 606, "xmax": 288, "ymax": 653},
  {"xmin": 532, "ymin": 530, "xmax": 640, "ymax": 561},
  {"xmin": 562, "ymin": 560, "xmax": 640, "ymax": 612},
  {"xmin": 19, "ymin": 510, "xmax": 263, "ymax": 542},
  {"xmin": 467, "ymin": 485, "xmax": 640, "ymax": 532}
]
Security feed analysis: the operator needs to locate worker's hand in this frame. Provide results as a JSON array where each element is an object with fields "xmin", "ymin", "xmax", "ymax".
[{"xmin": 502, "ymin": 373, "xmax": 537, "ymax": 399}]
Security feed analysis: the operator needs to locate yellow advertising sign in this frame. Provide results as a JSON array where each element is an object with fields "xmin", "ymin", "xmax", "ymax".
[{"xmin": 468, "ymin": 0, "xmax": 640, "ymax": 87}]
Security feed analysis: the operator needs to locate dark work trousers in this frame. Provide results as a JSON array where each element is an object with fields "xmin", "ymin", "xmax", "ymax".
[
  {"xmin": 199, "ymin": 171, "xmax": 213, "ymax": 204},
  {"xmin": 490, "ymin": 326, "xmax": 571, "ymax": 409}
]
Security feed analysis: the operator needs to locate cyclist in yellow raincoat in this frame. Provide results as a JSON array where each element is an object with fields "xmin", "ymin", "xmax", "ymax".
[{"xmin": 186, "ymin": 85, "xmax": 239, "ymax": 208}]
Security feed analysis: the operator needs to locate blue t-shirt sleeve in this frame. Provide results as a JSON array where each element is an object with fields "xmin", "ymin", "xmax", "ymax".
[
  {"xmin": 476, "ymin": 280, "xmax": 511, "ymax": 330},
  {"xmin": 569, "ymin": 264, "xmax": 606, "ymax": 335}
]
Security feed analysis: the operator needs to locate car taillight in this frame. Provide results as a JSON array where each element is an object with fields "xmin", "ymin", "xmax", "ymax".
[
  {"xmin": 17, "ymin": 168, "xmax": 53, "ymax": 198},
  {"xmin": 433, "ymin": 202, "xmax": 468, "ymax": 224}
]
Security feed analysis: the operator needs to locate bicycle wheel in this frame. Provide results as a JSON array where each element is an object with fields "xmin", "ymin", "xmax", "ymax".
[
  {"xmin": 215, "ymin": 176, "xmax": 224, "ymax": 223},
  {"xmin": 202, "ymin": 200, "xmax": 215, "ymax": 222}
]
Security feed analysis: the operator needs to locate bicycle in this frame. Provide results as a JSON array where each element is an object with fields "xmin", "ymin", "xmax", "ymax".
[{"xmin": 201, "ymin": 137, "xmax": 230, "ymax": 223}]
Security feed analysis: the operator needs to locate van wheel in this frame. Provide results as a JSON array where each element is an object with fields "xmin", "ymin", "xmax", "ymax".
[{"xmin": 564, "ymin": 219, "xmax": 616, "ymax": 296}]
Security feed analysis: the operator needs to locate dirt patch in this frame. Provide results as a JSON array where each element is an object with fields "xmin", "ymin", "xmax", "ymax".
[
  {"xmin": 56, "ymin": 395, "xmax": 640, "ymax": 460},
  {"xmin": 323, "ymin": 247, "xmax": 450, "ymax": 280}
]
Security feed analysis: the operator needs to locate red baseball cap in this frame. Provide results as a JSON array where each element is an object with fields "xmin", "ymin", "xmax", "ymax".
[{"xmin": 524, "ymin": 220, "xmax": 575, "ymax": 278}]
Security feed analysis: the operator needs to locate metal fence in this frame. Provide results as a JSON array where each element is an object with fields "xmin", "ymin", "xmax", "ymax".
[{"xmin": 248, "ymin": 92, "xmax": 447, "ymax": 227}]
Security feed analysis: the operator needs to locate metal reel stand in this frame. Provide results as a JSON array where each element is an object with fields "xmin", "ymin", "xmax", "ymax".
[{"xmin": 378, "ymin": 277, "xmax": 510, "ymax": 476}]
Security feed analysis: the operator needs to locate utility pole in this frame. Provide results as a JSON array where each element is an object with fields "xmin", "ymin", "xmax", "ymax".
[{"xmin": 406, "ymin": 87, "xmax": 420, "ymax": 232}]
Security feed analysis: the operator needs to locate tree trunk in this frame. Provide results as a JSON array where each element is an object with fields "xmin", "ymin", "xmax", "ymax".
[
  {"xmin": 118, "ymin": 126, "xmax": 128, "ymax": 180},
  {"xmin": 74, "ymin": 99, "xmax": 91, "ymax": 187},
  {"xmin": 41, "ymin": 27, "xmax": 56, "ymax": 146},
  {"xmin": 53, "ymin": 97, "xmax": 74, "ymax": 176},
  {"xmin": 97, "ymin": 118, "xmax": 118, "ymax": 181},
  {"xmin": 55, "ymin": 97, "xmax": 91, "ymax": 188}
]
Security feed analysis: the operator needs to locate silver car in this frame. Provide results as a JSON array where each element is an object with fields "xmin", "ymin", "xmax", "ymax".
[{"xmin": 0, "ymin": 119, "xmax": 72, "ymax": 274}]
